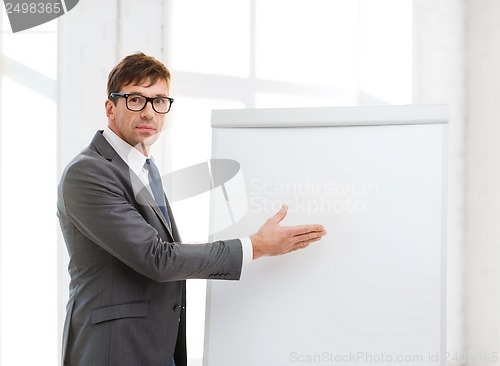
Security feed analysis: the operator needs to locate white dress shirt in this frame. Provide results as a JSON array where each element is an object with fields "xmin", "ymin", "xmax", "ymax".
[{"xmin": 102, "ymin": 127, "xmax": 253, "ymax": 268}]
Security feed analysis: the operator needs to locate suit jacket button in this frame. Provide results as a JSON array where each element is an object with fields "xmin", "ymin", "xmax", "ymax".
[
  {"xmin": 209, "ymin": 274, "xmax": 214, "ymax": 279},
  {"xmin": 225, "ymin": 274, "xmax": 230, "ymax": 279},
  {"xmin": 174, "ymin": 305, "xmax": 181, "ymax": 312}
]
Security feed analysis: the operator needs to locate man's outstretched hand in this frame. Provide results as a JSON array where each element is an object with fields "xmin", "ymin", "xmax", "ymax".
[{"xmin": 250, "ymin": 204, "xmax": 327, "ymax": 260}]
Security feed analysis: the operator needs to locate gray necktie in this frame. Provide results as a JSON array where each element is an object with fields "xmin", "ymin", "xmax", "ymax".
[{"xmin": 144, "ymin": 158, "xmax": 172, "ymax": 230}]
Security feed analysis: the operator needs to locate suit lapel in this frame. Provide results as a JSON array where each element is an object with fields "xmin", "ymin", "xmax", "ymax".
[{"xmin": 91, "ymin": 131, "xmax": 175, "ymax": 240}]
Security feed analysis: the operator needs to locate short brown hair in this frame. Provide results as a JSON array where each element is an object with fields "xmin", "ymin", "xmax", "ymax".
[{"xmin": 107, "ymin": 52, "xmax": 171, "ymax": 97}]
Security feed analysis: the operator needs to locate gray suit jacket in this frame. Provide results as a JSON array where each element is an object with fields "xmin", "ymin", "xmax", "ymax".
[{"xmin": 57, "ymin": 131, "xmax": 243, "ymax": 366}]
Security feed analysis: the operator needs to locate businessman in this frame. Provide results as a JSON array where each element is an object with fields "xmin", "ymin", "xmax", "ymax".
[{"xmin": 57, "ymin": 52, "xmax": 327, "ymax": 366}]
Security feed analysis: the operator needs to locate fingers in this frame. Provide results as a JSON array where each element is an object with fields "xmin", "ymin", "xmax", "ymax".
[
  {"xmin": 288, "ymin": 224, "xmax": 326, "ymax": 237},
  {"xmin": 285, "ymin": 228, "xmax": 327, "ymax": 254},
  {"xmin": 292, "ymin": 230, "xmax": 327, "ymax": 244},
  {"xmin": 289, "ymin": 235, "xmax": 324, "ymax": 253}
]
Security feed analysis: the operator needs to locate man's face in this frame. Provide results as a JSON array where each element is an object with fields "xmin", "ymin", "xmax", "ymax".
[{"xmin": 106, "ymin": 79, "xmax": 169, "ymax": 155}]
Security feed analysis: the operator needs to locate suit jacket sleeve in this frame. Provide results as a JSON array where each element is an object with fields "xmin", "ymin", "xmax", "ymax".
[{"xmin": 58, "ymin": 151, "xmax": 243, "ymax": 283}]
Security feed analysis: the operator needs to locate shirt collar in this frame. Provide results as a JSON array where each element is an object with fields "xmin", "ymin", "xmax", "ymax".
[{"xmin": 102, "ymin": 127, "xmax": 149, "ymax": 177}]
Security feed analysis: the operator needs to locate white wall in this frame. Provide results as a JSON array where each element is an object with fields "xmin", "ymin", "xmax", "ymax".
[
  {"xmin": 416, "ymin": 2, "xmax": 500, "ymax": 364},
  {"xmin": 413, "ymin": 0, "xmax": 466, "ymax": 363},
  {"xmin": 466, "ymin": 1, "xmax": 500, "ymax": 364}
]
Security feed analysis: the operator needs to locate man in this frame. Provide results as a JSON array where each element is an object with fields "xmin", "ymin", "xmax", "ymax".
[{"xmin": 57, "ymin": 52, "xmax": 326, "ymax": 366}]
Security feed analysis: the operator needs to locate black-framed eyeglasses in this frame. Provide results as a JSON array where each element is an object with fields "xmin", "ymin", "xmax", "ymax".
[{"xmin": 109, "ymin": 92, "xmax": 174, "ymax": 114}]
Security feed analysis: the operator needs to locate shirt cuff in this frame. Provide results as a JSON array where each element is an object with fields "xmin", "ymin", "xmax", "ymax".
[{"xmin": 239, "ymin": 237, "xmax": 253, "ymax": 265}]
